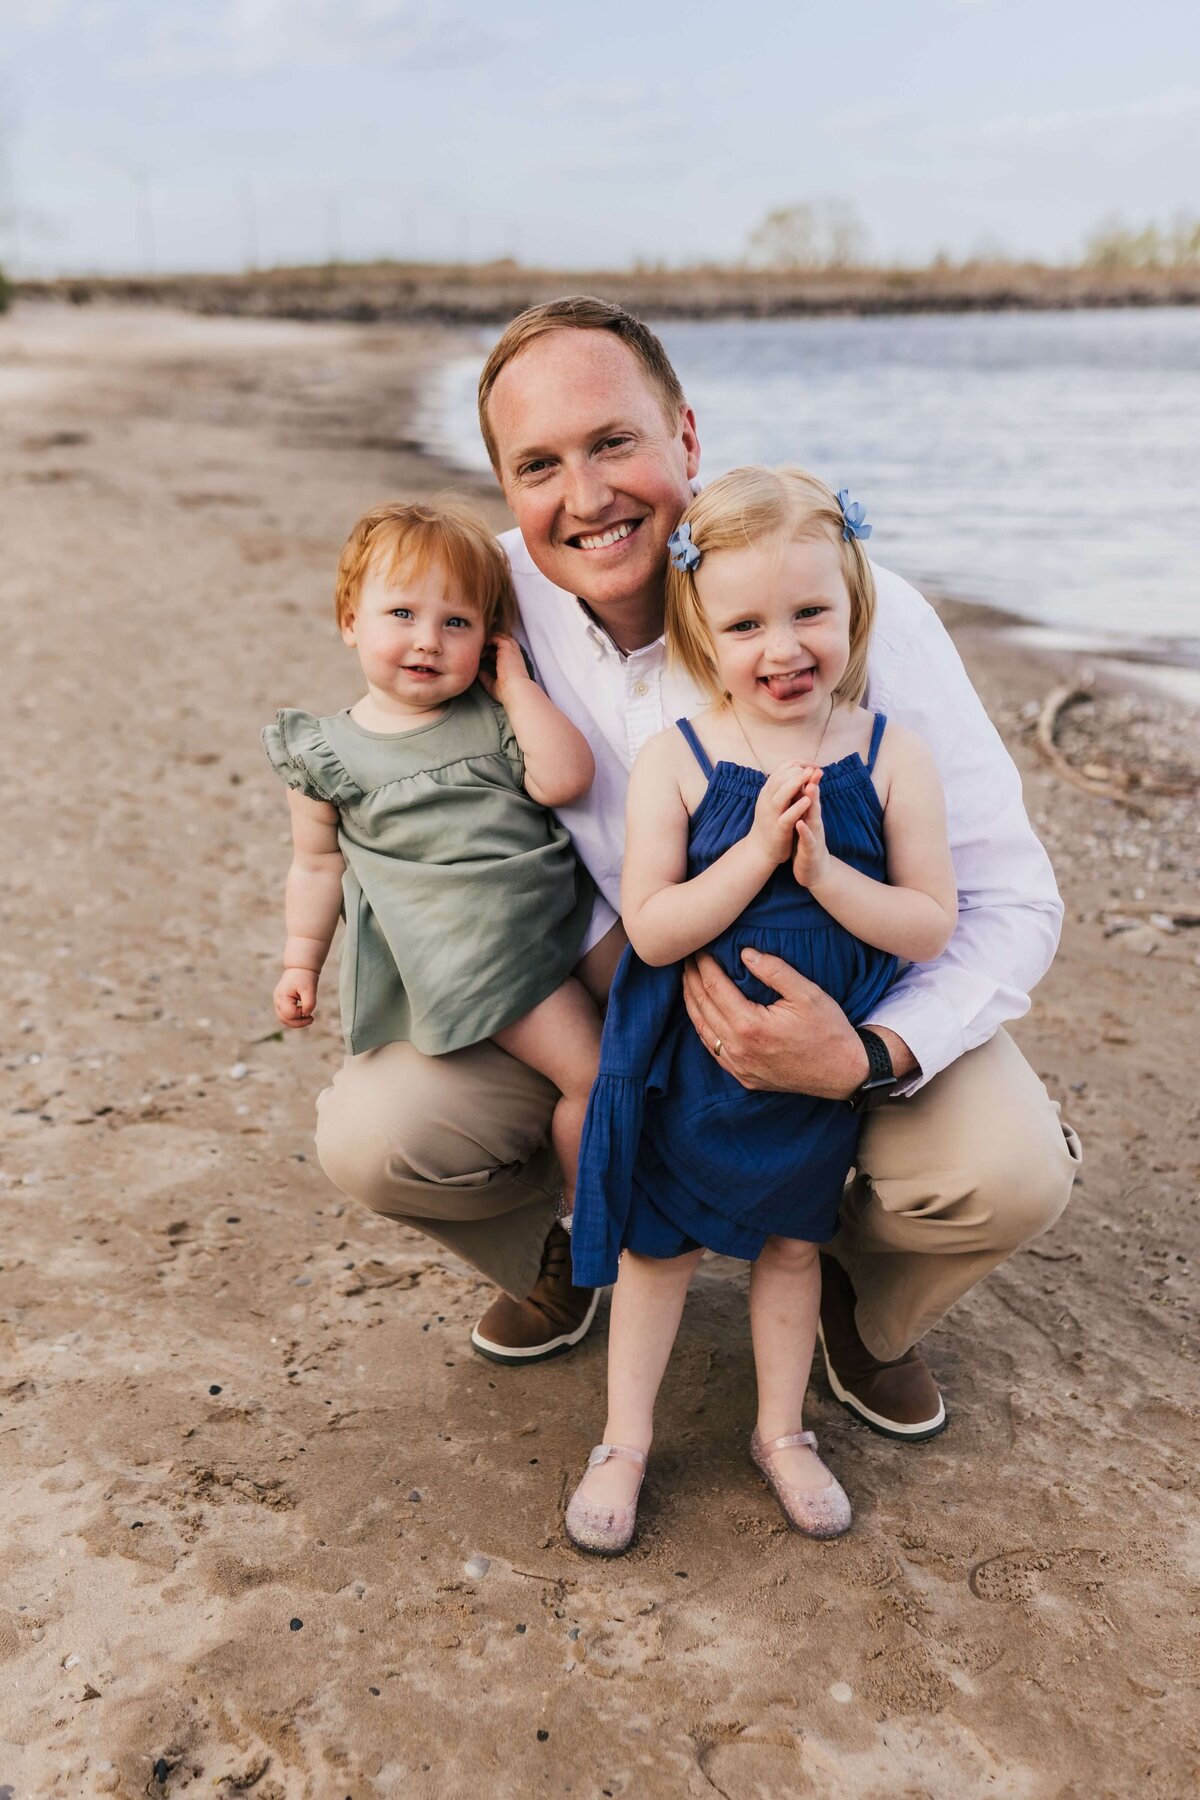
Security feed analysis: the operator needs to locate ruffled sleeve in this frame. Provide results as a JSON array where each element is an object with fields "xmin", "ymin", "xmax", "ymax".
[
  {"xmin": 261, "ymin": 709, "xmax": 361, "ymax": 806},
  {"xmin": 487, "ymin": 698, "xmax": 526, "ymax": 788}
]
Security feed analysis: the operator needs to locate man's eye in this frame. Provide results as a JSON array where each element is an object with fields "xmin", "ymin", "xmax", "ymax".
[
  {"xmin": 598, "ymin": 435, "xmax": 632, "ymax": 452},
  {"xmin": 519, "ymin": 459, "xmax": 551, "ymax": 478}
]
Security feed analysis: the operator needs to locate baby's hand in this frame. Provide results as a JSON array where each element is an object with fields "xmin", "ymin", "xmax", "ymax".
[
  {"xmin": 749, "ymin": 761, "xmax": 813, "ymax": 867},
  {"xmin": 275, "ymin": 968, "xmax": 318, "ymax": 1029},
  {"xmin": 477, "ymin": 633, "xmax": 529, "ymax": 703},
  {"xmin": 792, "ymin": 769, "xmax": 829, "ymax": 889}
]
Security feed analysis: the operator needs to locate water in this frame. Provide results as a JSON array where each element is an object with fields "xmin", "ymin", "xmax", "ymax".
[{"xmin": 425, "ymin": 307, "xmax": 1200, "ymax": 660}]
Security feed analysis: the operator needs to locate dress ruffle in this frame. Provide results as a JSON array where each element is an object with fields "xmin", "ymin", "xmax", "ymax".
[{"xmin": 262, "ymin": 709, "xmax": 363, "ymax": 806}]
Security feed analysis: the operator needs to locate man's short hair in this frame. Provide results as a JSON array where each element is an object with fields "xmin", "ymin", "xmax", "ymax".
[{"xmin": 477, "ymin": 295, "xmax": 687, "ymax": 471}]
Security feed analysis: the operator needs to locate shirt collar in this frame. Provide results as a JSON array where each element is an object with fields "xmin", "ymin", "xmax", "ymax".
[{"xmin": 573, "ymin": 596, "xmax": 666, "ymax": 664}]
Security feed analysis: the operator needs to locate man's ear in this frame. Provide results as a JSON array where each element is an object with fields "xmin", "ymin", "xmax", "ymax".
[{"xmin": 681, "ymin": 406, "xmax": 701, "ymax": 481}]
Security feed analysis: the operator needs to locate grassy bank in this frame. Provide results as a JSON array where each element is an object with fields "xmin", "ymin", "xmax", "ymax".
[{"xmin": 17, "ymin": 255, "xmax": 1200, "ymax": 325}]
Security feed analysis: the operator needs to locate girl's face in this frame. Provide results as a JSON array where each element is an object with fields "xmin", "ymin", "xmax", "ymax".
[
  {"xmin": 342, "ymin": 559, "xmax": 487, "ymax": 715},
  {"xmin": 693, "ymin": 532, "xmax": 853, "ymax": 720}
]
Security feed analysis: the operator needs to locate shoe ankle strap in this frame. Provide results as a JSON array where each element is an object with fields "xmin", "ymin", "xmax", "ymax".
[
  {"xmin": 759, "ymin": 1429, "xmax": 817, "ymax": 1455},
  {"xmin": 587, "ymin": 1443, "xmax": 648, "ymax": 1470}
]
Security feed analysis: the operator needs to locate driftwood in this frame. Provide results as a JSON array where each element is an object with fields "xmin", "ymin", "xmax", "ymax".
[{"xmin": 1035, "ymin": 685, "xmax": 1197, "ymax": 806}]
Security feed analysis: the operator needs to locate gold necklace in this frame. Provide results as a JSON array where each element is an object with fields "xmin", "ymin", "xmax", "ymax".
[{"xmin": 730, "ymin": 695, "xmax": 836, "ymax": 775}]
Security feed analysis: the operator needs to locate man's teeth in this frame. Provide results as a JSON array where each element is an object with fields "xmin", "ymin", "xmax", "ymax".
[{"xmin": 577, "ymin": 522, "xmax": 635, "ymax": 550}]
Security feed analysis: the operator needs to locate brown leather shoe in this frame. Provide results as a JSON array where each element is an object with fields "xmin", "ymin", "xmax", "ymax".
[
  {"xmin": 470, "ymin": 1222, "xmax": 600, "ymax": 1365},
  {"xmin": 817, "ymin": 1253, "xmax": 947, "ymax": 1441}
]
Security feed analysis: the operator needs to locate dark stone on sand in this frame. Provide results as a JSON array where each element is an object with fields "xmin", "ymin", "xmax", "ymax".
[
  {"xmin": 407, "ymin": 1489, "xmax": 421, "ymax": 1502},
  {"xmin": 153, "ymin": 1758, "xmax": 170, "ymax": 1782},
  {"xmin": 369, "ymin": 1686, "xmax": 380, "ymax": 1695},
  {"xmin": 537, "ymin": 1730, "xmax": 550, "ymax": 1742},
  {"xmin": 209, "ymin": 1384, "xmax": 222, "ymax": 1395},
  {"xmin": 289, "ymin": 1617, "xmax": 303, "ymax": 1631},
  {"xmin": 515, "ymin": 1623, "xmax": 526, "ymax": 1634}
]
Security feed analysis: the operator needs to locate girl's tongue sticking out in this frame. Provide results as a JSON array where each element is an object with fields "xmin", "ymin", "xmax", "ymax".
[{"xmin": 761, "ymin": 669, "xmax": 815, "ymax": 702}]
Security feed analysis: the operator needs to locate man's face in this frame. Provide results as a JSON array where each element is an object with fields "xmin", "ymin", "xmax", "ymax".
[{"xmin": 487, "ymin": 330, "xmax": 700, "ymax": 617}]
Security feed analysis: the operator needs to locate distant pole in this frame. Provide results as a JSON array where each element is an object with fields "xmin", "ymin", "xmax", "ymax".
[
  {"xmin": 241, "ymin": 180, "xmax": 259, "ymax": 272},
  {"xmin": 326, "ymin": 190, "xmax": 341, "ymax": 265}
]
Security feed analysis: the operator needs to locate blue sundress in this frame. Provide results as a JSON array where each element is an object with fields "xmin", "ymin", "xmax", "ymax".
[{"xmin": 571, "ymin": 712, "xmax": 899, "ymax": 1288}]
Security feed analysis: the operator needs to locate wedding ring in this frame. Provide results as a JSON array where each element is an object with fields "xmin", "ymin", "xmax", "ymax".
[{"xmin": 712, "ymin": 1037, "xmax": 723, "ymax": 1058}]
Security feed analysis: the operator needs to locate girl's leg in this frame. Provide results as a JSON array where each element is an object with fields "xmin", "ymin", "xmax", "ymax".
[
  {"xmin": 749, "ymin": 1235, "xmax": 830, "ymax": 1490},
  {"xmin": 575, "ymin": 1246, "xmax": 704, "ymax": 1510},
  {"xmin": 492, "ymin": 977, "xmax": 602, "ymax": 1209}
]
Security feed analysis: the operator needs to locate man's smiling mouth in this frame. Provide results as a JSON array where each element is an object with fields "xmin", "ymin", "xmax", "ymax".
[{"xmin": 569, "ymin": 520, "xmax": 640, "ymax": 551}]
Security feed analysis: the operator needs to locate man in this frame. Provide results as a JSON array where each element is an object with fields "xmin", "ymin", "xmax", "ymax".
[{"xmin": 316, "ymin": 296, "xmax": 1080, "ymax": 1441}]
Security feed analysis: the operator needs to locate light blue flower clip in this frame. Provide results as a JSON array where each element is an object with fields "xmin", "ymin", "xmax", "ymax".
[
  {"xmin": 836, "ymin": 488, "xmax": 872, "ymax": 543},
  {"xmin": 667, "ymin": 522, "xmax": 702, "ymax": 572}
]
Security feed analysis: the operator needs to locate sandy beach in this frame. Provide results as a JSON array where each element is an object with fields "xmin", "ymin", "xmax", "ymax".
[{"xmin": 1, "ymin": 303, "xmax": 1197, "ymax": 1800}]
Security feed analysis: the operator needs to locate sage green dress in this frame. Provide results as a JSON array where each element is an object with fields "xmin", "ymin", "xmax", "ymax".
[{"xmin": 263, "ymin": 682, "xmax": 593, "ymax": 1056}]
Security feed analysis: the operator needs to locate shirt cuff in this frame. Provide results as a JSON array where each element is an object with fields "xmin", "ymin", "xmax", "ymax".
[{"xmin": 865, "ymin": 986, "xmax": 968, "ymax": 1097}]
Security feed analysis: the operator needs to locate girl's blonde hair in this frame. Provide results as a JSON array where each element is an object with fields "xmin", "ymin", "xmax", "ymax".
[
  {"xmin": 334, "ymin": 496, "xmax": 517, "ymax": 635},
  {"xmin": 665, "ymin": 465, "xmax": 876, "ymax": 706}
]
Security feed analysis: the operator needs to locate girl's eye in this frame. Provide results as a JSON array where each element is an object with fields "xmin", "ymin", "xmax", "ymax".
[
  {"xmin": 795, "ymin": 606, "xmax": 823, "ymax": 620},
  {"xmin": 445, "ymin": 617, "xmax": 473, "ymax": 630},
  {"xmin": 389, "ymin": 607, "xmax": 413, "ymax": 620},
  {"xmin": 727, "ymin": 620, "xmax": 758, "ymax": 634}
]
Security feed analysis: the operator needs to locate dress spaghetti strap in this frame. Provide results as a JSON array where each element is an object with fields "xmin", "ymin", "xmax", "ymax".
[
  {"xmin": 675, "ymin": 717, "xmax": 714, "ymax": 778},
  {"xmin": 866, "ymin": 712, "xmax": 888, "ymax": 774}
]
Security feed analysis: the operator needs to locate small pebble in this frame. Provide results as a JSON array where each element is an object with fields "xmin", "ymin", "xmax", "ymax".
[
  {"xmin": 536, "ymin": 1729, "xmax": 549, "ymax": 1742},
  {"xmin": 153, "ymin": 1759, "xmax": 170, "ymax": 1783},
  {"xmin": 292, "ymin": 1275, "xmax": 312, "ymax": 1287},
  {"xmin": 567, "ymin": 1627, "xmax": 580, "ymax": 1641},
  {"xmin": 226, "ymin": 1215, "xmax": 240, "ymax": 1223},
  {"xmin": 289, "ymin": 1617, "xmax": 303, "ymax": 1631},
  {"xmin": 369, "ymin": 1685, "xmax": 380, "ymax": 1696},
  {"xmin": 209, "ymin": 1384, "xmax": 222, "ymax": 1395},
  {"xmin": 229, "ymin": 1062, "xmax": 249, "ymax": 1080},
  {"xmin": 131, "ymin": 1521, "xmax": 144, "ymax": 1530},
  {"xmin": 515, "ymin": 1623, "xmax": 526, "ymax": 1635},
  {"xmin": 463, "ymin": 1554, "xmax": 491, "ymax": 1579},
  {"xmin": 407, "ymin": 1489, "xmax": 422, "ymax": 1502},
  {"xmin": 830, "ymin": 1681, "xmax": 853, "ymax": 1704}
]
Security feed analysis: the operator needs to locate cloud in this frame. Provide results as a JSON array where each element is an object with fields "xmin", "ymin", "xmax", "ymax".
[{"xmin": 112, "ymin": 0, "xmax": 515, "ymax": 79}]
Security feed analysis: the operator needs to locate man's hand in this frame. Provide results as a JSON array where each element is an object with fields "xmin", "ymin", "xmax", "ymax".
[
  {"xmin": 681, "ymin": 948, "xmax": 913, "ymax": 1103},
  {"xmin": 275, "ymin": 967, "xmax": 318, "ymax": 1029}
]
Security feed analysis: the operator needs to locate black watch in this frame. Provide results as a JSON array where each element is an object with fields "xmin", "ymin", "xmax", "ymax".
[{"xmin": 848, "ymin": 1027, "xmax": 895, "ymax": 1112}]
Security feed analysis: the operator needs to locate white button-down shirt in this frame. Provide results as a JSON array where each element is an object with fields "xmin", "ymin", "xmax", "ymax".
[{"xmin": 502, "ymin": 525, "xmax": 1062, "ymax": 1094}]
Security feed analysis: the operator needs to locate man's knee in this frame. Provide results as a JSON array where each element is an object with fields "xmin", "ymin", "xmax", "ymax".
[
  {"xmin": 972, "ymin": 1111, "xmax": 1081, "ymax": 1251},
  {"xmin": 314, "ymin": 1057, "xmax": 423, "ymax": 1215}
]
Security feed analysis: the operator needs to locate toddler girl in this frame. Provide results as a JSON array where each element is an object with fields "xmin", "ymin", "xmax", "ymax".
[
  {"xmin": 565, "ymin": 466, "xmax": 958, "ymax": 1552},
  {"xmin": 263, "ymin": 498, "xmax": 605, "ymax": 1215}
]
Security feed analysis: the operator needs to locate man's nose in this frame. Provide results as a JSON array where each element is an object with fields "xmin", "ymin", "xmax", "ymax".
[{"xmin": 561, "ymin": 456, "xmax": 614, "ymax": 521}]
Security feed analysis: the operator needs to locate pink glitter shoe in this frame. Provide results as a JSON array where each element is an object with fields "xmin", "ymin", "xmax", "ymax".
[
  {"xmin": 564, "ymin": 1444, "xmax": 647, "ymax": 1556},
  {"xmin": 750, "ymin": 1428, "xmax": 852, "ymax": 1539}
]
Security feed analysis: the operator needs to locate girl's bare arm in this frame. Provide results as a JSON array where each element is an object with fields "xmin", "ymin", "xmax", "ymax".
[
  {"xmin": 486, "ymin": 635, "xmax": 595, "ymax": 808},
  {"xmin": 803, "ymin": 728, "xmax": 958, "ymax": 964},
  {"xmin": 274, "ymin": 788, "xmax": 344, "ymax": 1027},
  {"xmin": 621, "ymin": 732, "xmax": 810, "ymax": 968}
]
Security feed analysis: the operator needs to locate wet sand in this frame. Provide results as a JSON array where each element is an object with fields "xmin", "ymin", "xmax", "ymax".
[{"xmin": 1, "ymin": 304, "xmax": 1197, "ymax": 1800}]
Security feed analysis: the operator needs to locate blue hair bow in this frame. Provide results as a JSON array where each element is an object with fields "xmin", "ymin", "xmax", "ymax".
[
  {"xmin": 667, "ymin": 522, "xmax": 702, "ymax": 572},
  {"xmin": 836, "ymin": 489, "xmax": 872, "ymax": 542}
]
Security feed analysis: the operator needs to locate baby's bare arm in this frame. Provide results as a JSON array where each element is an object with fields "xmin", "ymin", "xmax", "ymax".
[{"xmin": 274, "ymin": 789, "xmax": 344, "ymax": 1028}]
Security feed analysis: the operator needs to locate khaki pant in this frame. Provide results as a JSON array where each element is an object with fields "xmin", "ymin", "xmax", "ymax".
[{"xmin": 315, "ymin": 1026, "xmax": 1080, "ymax": 1361}]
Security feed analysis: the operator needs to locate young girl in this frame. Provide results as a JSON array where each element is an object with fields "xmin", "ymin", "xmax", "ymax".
[
  {"xmin": 263, "ymin": 497, "xmax": 608, "ymax": 1217},
  {"xmin": 565, "ymin": 466, "xmax": 958, "ymax": 1553}
]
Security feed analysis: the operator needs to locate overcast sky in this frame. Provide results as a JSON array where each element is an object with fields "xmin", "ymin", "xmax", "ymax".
[{"xmin": 1, "ymin": 0, "xmax": 1197, "ymax": 277}]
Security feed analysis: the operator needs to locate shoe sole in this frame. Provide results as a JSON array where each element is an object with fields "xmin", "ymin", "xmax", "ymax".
[
  {"xmin": 816, "ymin": 1322, "xmax": 948, "ymax": 1442},
  {"xmin": 470, "ymin": 1287, "xmax": 601, "ymax": 1366}
]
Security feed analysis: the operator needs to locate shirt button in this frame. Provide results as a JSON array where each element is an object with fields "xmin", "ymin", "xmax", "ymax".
[{"xmin": 632, "ymin": 681, "xmax": 649, "ymax": 698}]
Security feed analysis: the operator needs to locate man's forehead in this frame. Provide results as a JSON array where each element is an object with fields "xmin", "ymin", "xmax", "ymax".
[{"xmin": 490, "ymin": 331, "xmax": 664, "ymax": 444}]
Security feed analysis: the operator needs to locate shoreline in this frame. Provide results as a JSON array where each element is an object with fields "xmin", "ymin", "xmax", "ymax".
[
  {"xmin": 15, "ymin": 262, "xmax": 1200, "ymax": 326},
  {"xmin": 1, "ymin": 303, "xmax": 1197, "ymax": 1799}
]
